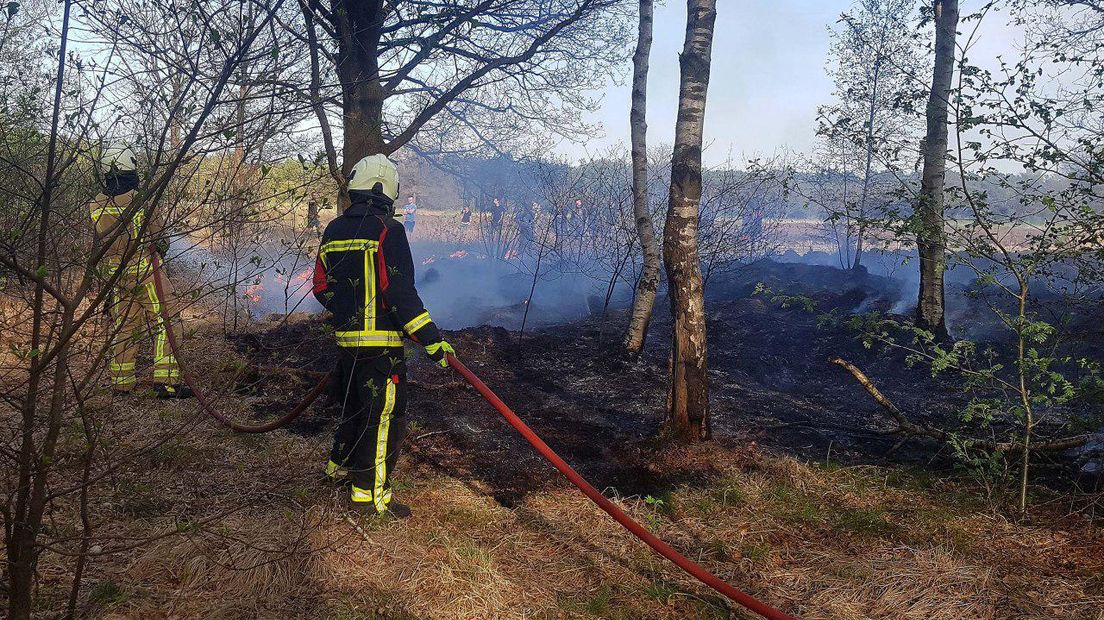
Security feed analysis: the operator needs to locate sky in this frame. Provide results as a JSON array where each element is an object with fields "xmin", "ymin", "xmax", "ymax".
[{"xmin": 559, "ymin": 0, "xmax": 1027, "ymax": 168}]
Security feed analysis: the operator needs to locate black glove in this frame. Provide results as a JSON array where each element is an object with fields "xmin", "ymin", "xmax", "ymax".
[{"xmin": 154, "ymin": 239, "xmax": 170, "ymax": 258}]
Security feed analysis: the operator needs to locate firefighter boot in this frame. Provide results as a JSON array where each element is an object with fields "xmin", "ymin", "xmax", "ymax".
[{"xmin": 155, "ymin": 383, "xmax": 194, "ymax": 399}]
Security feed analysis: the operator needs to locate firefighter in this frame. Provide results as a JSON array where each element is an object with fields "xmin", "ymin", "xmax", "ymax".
[
  {"xmin": 312, "ymin": 154, "xmax": 454, "ymax": 518},
  {"xmin": 89, "ymin": 145, "xmax": 192, "ymax": 398}
]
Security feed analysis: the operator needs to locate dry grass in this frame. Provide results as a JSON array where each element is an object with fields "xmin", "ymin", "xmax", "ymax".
[
  {"xmin": 5, "ymin": 308, "xmax": 1103, "ymax": 619},
  {"xmin": 19, "ymin": 424, "xmax": 1104, "ymax": 619}
]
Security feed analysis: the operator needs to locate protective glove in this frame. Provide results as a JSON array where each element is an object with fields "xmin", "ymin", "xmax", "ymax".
[
  {"xmin": 424, "ymin": 340, "xmax": 455, "ymax": 368},
  {"xmin": 154, "ymin": 238, "xmax": 170, "ymax": 258}
]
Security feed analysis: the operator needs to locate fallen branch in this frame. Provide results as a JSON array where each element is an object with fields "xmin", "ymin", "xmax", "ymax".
[{"xmin": 829, "ymin": 357, "xmax": 1090, "ymax": 454}]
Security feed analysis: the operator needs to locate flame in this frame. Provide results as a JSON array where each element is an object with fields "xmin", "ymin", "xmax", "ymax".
[
  {"xmin": 503, "ymin": 249, "xmax": 518, "ymax": 260},
  {"xmin": 273, "ymin": 268, "xmax": 313, "ymax": 286},
  {"xmin": 449, "ymin": 250, "xmax": 468, "ymax": 259},
  {"xmin": 243, "ymin": 284, "xmax": 263, "ymax": 303},
  {"xmin": 422, "ymin": 256, "xmax": 437, "ymax": 265}
]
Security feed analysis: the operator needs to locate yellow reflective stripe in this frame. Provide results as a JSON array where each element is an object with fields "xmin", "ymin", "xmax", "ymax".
[
  {"xmin": 123, "ymin": 260, "xmax": 151, "ymax": 275},
  {"xmin": 365, "ymin": 248, "xmax": 377, "ymax": 334},
  {"xmin": 90, "ymin": 206, "xmax": 126, "ymax": 222},
  {"xmin": 350, "ymin": 485, "xmax": 374, "ymax": 504},
  {"xmin": 145, "ymin": 283, "xmax": 170, "ymax": 366},
  {"xmin": 325, "ymin": 460, "xmax": 346, "ymax": 479},
  {"xmin": 373, "ymin": 379, "xmax": 397, "ymax": 512},
  {"xmin": 110, "ymin": 362, "xmax": 135, "ymax": 371},
  {"xmin": 334, "ymin": 331, "xmax": 403, "ymax": 348},
  {"xmin": 320, "ymin": 239, "xmax": 378, "ymax": 255},
  {"xmin": 402, "ymin": 311, "xmax": 432, "ymax": 335}
]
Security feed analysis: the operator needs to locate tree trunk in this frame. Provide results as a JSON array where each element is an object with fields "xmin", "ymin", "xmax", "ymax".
[
  {"xmin": 624, "ymin": 0, "xmax": 659, "ymax": 355},
  {"xmin": 663, "ymin": 0, "xmax": 716, "ymax": 442},
  {"xmin": 915, "ymin": 0, "xmax": 957, "ymax": 339},
  {"xmin": 854, "ymin": 54, "xmax": 882, "ymax": 271},
  {"xmin": 333, "ymin": 0, "xmax": 388, "ymax": 209}
]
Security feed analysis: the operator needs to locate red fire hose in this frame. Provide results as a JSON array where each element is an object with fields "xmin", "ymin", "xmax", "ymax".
[
  {"xmin": 149, "ymin": 252, "xmax": 332, "ymax": 433},
  {"xmin": 149, "ymin": 254, "xmax": 797, "ymax": 619},
  {"xmin": 445, "ymin": 353, "xmax": 797, "ymax": 620}
]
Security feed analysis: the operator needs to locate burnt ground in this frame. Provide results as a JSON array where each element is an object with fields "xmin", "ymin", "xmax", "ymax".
[{"xmin": 230, "ymin": 260, "xmax": 1104, "ymax": 509}]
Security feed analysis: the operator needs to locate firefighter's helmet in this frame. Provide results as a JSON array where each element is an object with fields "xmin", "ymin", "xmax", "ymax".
[
  {"xmin": 348, "ymin": 154, "xmax": 399, "ymax": 200},
  {"xmin": 101, "ymin": 144, "xmax": 138, "ymax": 174}
]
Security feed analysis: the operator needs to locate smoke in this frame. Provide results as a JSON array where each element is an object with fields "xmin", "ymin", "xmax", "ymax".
[
  {"xmin": 172, "ymin": 237, "xmax": 323, "ymax": 318},
  {"xmin": 408, "ymin": 239, "xmax": 635, "ymax": 330}
]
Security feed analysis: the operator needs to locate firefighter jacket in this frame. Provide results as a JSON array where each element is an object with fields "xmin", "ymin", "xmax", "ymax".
[
  {"xmin": 88, "ymin": 172, "xmax": 165, "ymax": 279},
  {"xmin": 312, "ymin": 191, "xmax": 443, "ymax": 349}
]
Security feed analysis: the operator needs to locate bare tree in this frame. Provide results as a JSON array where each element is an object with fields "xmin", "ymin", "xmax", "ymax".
[
  {"xmin": 663, "ymin": 0, "xmax": 716, "ymax": 442},
  {"xmin": 0, "ymin": 2, "xmax": 332, "ymax": 616},
  {"xmin": 295, "ymin": 0, "xmax": 630, "ymax": 203},
  {"xmin": 915, "ymin": 0, "xmax": 958, "ymax": 339},
  {"xmin": 624, "ymin": 0, "xmax": 660, "ymax": 355},
  {"xmin": 819, "ymin": 0, "xmax": 926, "ymax": 270}
]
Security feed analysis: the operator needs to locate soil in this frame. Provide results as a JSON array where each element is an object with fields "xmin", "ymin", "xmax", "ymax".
[{"xmin": 229, "ymin": 260, "xmax": 1104, "ymax": 510}]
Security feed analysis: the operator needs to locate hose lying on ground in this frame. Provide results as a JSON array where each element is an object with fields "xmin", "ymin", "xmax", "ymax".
[
  {"xmin": 151, "ymin": 253, "xmax": 798, "ymax": 619},
  {"xmin": 446, "ymin": 353, "xmax": 799, "ymax": 620},
  {"xmin": 149, "ymin": 252, "xmax": 332, "ymax": 433}
]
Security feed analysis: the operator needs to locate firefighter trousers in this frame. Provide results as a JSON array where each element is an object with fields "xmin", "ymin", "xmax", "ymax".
[
  {"xmin": 330, "ymin": 348, "xmax": 408, "ymax": 511},
  {"xmin": 109, "ymin": 269, "xmax": 182, "ymax": 389}
]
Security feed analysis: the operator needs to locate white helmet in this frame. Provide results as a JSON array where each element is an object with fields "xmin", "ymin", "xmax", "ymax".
[
  {"xmin": 347, "ymin": 154, "xmax": 399, "ymax": 200},
  {"xmin": 101, "ymin": 145, "xmax": 138, "ymax": 174}
]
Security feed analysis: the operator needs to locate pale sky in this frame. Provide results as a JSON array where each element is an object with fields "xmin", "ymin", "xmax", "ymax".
[{"xmin": 560, "ymin": 0, "xmax": 1026, "ymax": 167}]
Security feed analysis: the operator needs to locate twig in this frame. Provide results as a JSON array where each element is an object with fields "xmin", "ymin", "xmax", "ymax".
[{"xmin": 829, "ymin": 357, "xmax": 1090, "ymax": 454}]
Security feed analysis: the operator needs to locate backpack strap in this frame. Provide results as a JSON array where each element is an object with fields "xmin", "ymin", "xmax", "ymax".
[{"xmin": 375, "ymin": 216, "xmax": 390, "ymax": 305}]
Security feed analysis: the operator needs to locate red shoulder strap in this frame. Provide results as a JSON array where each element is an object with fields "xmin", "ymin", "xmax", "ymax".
[{"xmin": 375, "ymin": 216, "xmax": 390, "ymax": 297}]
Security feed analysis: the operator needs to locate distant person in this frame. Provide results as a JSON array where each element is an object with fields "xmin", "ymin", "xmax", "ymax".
[
  {"xmin": 307, "ymin": 191, "xmax": 322, "ymax": 235},
  {"xmin": 460, "ymin": 205, "xmax": 472, "ymax": 229},
  {"xmin": 402, "ymin": 194, "xmax": 417, "ymax": 235},
  {"xmin": 490, "ymin": 197, "xmax": 504, "ymax": 233},
  {"xmin": 516, "ymin": 201, "xmax": 535, "ymax": 249}
]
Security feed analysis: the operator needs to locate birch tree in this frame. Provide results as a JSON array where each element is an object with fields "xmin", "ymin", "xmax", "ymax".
[
  {"xmin": 624, "ymin": 0, "xmax": 660, "ymax": 355},
  {"xmin": 663, "ymin": 0, "xmax": 716, "ymax": 441},
  {"xmin": 915, "ymin": 0, "xmax": 958, "ymax": 338}
]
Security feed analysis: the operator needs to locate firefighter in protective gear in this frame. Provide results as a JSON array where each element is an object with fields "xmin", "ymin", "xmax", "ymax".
[
  {"xmin": 89, "ymin": 145, "xmax": 192, "ymax": 399},
  {"xmin": 313, "ymin": 154, "xmax": 454, "ymax": 517}
]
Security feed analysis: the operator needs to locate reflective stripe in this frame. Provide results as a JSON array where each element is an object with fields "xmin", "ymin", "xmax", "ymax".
[
  {"xmin": 350, "ymin": 485, "xmax": 374, "ymax": 504},
  {"xmin": 320, "ymin": 238, "xmax": 384, "ymax": 336},
  {"xmin": 320, "ymin": 239, "xmax": 378, "ymax": 255},
  {"xmin": 90, "ymin": 206, "xmax": 126, "ymax": 222},
  {"xmin": 373, "ymin": 379, "xmax": 397, "ymax": 512},
  {"xmin": 364, "ymin": 245, "xmax": 376, "ymax": 338},
  {"xmin": 90, "ymin": 199, "xmax": 144, "ymax": 238},
  {"xmin": 334, "ymin": 330, "xmax": 402, "ymax": 348},
  {"xmin": 324, "ymin": 460, "xmax": 346, "ymax": 479},
  {"xmin": 145, "ymin": 283, "xmax": 175, "ymax": 374},
  {"xmin": 403, "ymin": 311, "xmax": 432, "ymax": 335},
  {"xmin": 123, "ymin": 259, "xmax": 152, "ymax": 276},
  {"xmin": 110, "ymin": 361, "xmax": 135, "ymax": 372}
]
